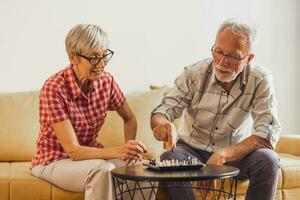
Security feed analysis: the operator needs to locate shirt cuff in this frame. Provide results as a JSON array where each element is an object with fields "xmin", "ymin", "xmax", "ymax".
[
  {"xmin": 151, "ymin": 106, "xmax": 174, "ymax": 122},
  {"xmin": 252, "ymin": 124, "xmax": 280, "ymax": 149}
]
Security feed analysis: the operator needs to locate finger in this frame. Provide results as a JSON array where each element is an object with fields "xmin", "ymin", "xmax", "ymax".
[
  {"xmin": 126, "ymin": 159, "xmax": 132, "ymax": 165},
  {"xmin": 170, "ymin": 124, "xmax": 177, "ymax": 149},
  {"xmin": 167, "ymin": 131, "xmax": 174, "ymax": 150},
  {"xmin": 127, "ymin": 158, "xmax": 138, "ymax": 166},
  {"xmin": 165, "ymin": 123, "xmax": 173, "ymax": 133},
  {"xmin": 124, "ymin": 154, "xmax": 139, "ymax": 160},
  {"xmin": 135, "ymin": 141, "xmax": 148, "ymax": 153},
  {"xmin": 124, "ymin": 148, "xmax": 140, "ymax": 157},
  {"xmin": 132, "ymin": 158, "xmax": 138, "ymax": 164},
  {"xmin": 138, "ymin": 153, "xmax": 143, "ymax": 160},
  {"xmin": 129, "ymin": 140, "xmax": 147, "ymax": 153},
  {"xmin": 171, "ymin": 131, "xmax": 177, "ymax": 148},
  {"xmin": 160, "ymin": 126, "xmax": 169, "ymax": 141},
  {"xmin": 126, "ymin": 144, "xmax": 145, "ymax": 154},
  {"xmin": 153, "ymin": 129, "xmax": 160, "ymax": 141},
  {"xmin": 153, "ymin": 126, "xmax": 165, "ymax": 141}
]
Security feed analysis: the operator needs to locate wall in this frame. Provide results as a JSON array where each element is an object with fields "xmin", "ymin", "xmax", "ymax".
[{"xmin": 0, "ymin": 0, "xmax": 299, "ymax": 134}]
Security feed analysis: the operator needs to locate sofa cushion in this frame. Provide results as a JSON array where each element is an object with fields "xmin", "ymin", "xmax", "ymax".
[
  {"xmin": 275, "ymin": 135, "xmax": 300, "ymax": 157},
  {"xmin": 52, "ymin": 186, "xmax": 84, "ymax": 200},
  {"xmin": 0, "ymin": 91, "xmax": 39, "ymax": 161},
  {"xmin": 0, "ymin": 163, "xmax": 9, "ymax": 200},
  {"xmin": 98, "ymin": 88, "xmax": 165, "ymax": 157},
  {"xmin": 10, "ymin": 162, "xmax": 51, "ymax": 200},
  {"xmin": 235, "ymin": 190, "xmax": 283, "ymax": 200},
  {"xmin": 280, "ymin": 153, "xmax": 300, "ymax": 188},
  {"xmin": 282, "ymin": 188, "xmax": 300, "ymax": 199},
  {"xmin": 8, "ymin": 162, "xmax": 84, "ymax": 200}
]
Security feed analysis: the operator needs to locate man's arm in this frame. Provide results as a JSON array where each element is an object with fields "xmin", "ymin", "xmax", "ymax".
[
  {"xmin": 207, "ymin": 135, "xmax": 272, "ymax": 165},
  {"xmin": 150, "ymin": 66, "xmax": 200, "ymax": 148},
  {"xmin": 208, "ymin": 72, "xmax": 281, "ymax": 165},
  {"xmin": 151, "ymin": 66, "xmax": 196, "ymax": 122}
]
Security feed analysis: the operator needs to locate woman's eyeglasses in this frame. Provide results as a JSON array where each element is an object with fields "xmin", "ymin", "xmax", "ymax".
[{"xmin": 77, "ymin": 49, "xmax": 114, "ymax": 66}]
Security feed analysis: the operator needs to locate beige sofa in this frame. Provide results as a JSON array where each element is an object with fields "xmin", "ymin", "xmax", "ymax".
[{"xmin": 0, "ymin": 89, "xmax": 299, "ymax": 200}]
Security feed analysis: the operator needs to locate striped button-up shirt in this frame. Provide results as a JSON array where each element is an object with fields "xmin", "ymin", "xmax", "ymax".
[{"xmin": 152, "ymin": 58, "xmax": 281, "ymax": 152}]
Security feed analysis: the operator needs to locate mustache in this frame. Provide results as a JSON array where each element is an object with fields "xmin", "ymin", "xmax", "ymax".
[
  {"xmin": 91, "ymin": 67, "xmax": 104, "ymax": 71},
  {"xmin": 215, "ymin": 64, "xmax": 232, "ymax": 73}
]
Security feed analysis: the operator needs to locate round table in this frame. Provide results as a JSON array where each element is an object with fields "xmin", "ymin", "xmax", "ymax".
[{"xmin": 111, "ymin": 164, "xmax": 239, "ymax": 200}]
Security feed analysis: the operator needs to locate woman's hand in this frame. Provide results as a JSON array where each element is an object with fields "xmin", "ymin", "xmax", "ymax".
[{"xmin": 114, "ymin": 140, "xmax": 147, "ymax": 161}]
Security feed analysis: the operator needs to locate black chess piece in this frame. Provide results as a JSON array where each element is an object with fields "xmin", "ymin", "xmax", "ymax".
[{"xmin": 149, "ymin": 159, "xmax": 156, "ymax": 165}]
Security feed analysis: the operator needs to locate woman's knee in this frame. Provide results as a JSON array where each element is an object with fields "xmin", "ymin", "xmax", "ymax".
[
  {"xmin": 86, "ymin": 160, "xmax": 116, "ymax": 184},
  {"xmin": 91, "ymin": 160, "xmax": 116, "ymax": 173}
]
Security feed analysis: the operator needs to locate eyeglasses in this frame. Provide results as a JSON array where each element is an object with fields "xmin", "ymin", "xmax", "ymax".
[
  {"xmin": 211, "ymin": 45, "xmax": 248, "ymax": 64},
  {"xmin": 77, "ymin": 49, "xmax": 114, "ymax": 66}
]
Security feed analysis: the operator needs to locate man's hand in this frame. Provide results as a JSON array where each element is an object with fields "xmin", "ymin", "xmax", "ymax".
[
  {"xmin": 207, "ymin": 135, "xmax": 273, "ymax": 166},
  {"xmin": 206, "ymin": 150, "xmax": 227, "ymax": 166},
  {"xmin": 153, "ymin": 122, "xmax": 177, "ymax": 150},
  {"xmin": 151, "ymin": 113, "xmax": 177, "ymax": 150}
]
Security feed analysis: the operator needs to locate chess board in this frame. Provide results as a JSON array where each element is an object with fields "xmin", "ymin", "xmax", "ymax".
[{"xmin": 143, "ymin": 157, "xmax": 205, "ymax": 171}]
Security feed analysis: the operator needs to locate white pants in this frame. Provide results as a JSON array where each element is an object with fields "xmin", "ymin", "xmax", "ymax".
[{"xmin": 31, "ymin": 159, "xmax": 156, "ymax": 200}]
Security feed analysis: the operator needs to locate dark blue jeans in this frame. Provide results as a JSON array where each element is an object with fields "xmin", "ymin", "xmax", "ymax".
[{"xmin": 160, "ymin": 140, "xmax": 280, "ymax": 200}]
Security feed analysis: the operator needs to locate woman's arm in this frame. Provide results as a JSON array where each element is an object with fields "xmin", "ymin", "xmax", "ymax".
[
  {"xmin": 52, "ymin": 119, "xmax": 145, "ymax": 161},
  {"xmin": 116, "ymin": 101, "xmax": 137, "ymax": 143}
]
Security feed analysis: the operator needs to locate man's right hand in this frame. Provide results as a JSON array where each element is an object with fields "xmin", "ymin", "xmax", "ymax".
[{"xmin": 151, "ymin": 113, "xmax": 177, "ymax": 150}]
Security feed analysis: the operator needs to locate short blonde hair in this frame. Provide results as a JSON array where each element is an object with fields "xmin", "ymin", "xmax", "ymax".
[
  {"xmin": 217, "ymin": 18, "xmax": 258, "ymax": 53},
  {"xmin": 65, "ymin": 24, "xmax": 108, "ymax": 55}
]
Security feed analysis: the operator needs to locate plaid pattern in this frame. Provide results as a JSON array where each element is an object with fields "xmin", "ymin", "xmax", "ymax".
[
  {"xmin": 32, "ymin": 65, "xmax": 125, "ymax": 166},
  {"xmin": 152, "ymin": 58, "xmax": 281, "ymax": 152}
]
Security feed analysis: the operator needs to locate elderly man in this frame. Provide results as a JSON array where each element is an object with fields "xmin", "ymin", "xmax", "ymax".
[{"xmin": 151, "ymin": 19, "xmax": 281, "ymax": 200}]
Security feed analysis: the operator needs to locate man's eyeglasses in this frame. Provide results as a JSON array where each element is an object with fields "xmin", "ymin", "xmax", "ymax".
[
  {"xmin": 77, "ymin": 49, "xmax": 114, "ymax": 66},
  {"xmin": 211, "ymin": 45, "xmax": 248, "ymax": 64}
]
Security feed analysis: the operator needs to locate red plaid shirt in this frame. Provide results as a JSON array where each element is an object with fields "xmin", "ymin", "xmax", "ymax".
[{"xmin": 31, "ymin": 65, "xmax": 125, "ymax": 167}]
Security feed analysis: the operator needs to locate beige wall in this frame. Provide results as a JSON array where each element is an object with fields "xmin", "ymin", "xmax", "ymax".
[{"xmin": 0, "ymin": 0, "xmax": 299, "ymax": 134}]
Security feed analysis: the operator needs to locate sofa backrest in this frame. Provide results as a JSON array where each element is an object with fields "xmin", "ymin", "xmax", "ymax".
[
  {"xmin": 0, "ymin": 91, "xmax": 40, "ymax": 161},
  {"xmin": 0, "ymin": 89, "xmax": 165, "ymax": 161},
  {"xmin": 98, "ymin": 88, "xmax": 165, "ymax": 157}
]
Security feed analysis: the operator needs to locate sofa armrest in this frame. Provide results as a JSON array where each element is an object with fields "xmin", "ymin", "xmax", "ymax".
[{"xmin": 275, "ymin": 134, "xmax": 300, "ymax": 156}]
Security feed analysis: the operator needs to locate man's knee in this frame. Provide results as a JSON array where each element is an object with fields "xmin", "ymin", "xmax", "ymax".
[
  {"xmin": 252, "ymin": 149, "xmax": 280, "ymax": 176},
  {"xmin": 161, "ymin": 151, "xmax": 178, "ymax": 160},
  {"xmin": 160, "ymin": 147, "xmax": 192, "ymax": 161}
]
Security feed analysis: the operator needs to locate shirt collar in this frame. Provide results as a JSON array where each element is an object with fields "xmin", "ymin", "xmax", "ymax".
[
  {"xmin": 208, "ymin": 62, "xmax": 218, "ymax": 86},
  {"xmin": 64, "ymin": 65, "xmax": 96, "ymax": 99}
]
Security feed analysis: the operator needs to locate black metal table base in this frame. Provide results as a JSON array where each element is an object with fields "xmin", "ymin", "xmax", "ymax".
[{"xmin": 112, "ymin": 177, "xmax": 238, "ymax": 200}]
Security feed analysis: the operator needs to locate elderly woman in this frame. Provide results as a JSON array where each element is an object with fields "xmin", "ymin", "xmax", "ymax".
[{"xmin": 31, "ymin": 24, "xmax": 147, "ymax": 200}]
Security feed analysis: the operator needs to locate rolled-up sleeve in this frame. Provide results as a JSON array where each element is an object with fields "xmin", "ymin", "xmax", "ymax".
[
  {"xmin": 251, "ymin": 73, "xmax": 281, "ymax": 148},
  {"xmin": 151, "ymin": 67, "xmax": 197, "ymax": 122}
]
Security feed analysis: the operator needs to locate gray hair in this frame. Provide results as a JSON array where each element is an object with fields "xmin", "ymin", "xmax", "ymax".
[
  {"xmin": 65, "ymin": 24, "xmax": 108, "ymax": 55},
  {"xmin": 217, "ymin": 18, "xmax": 258, "ymax": 53}
]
